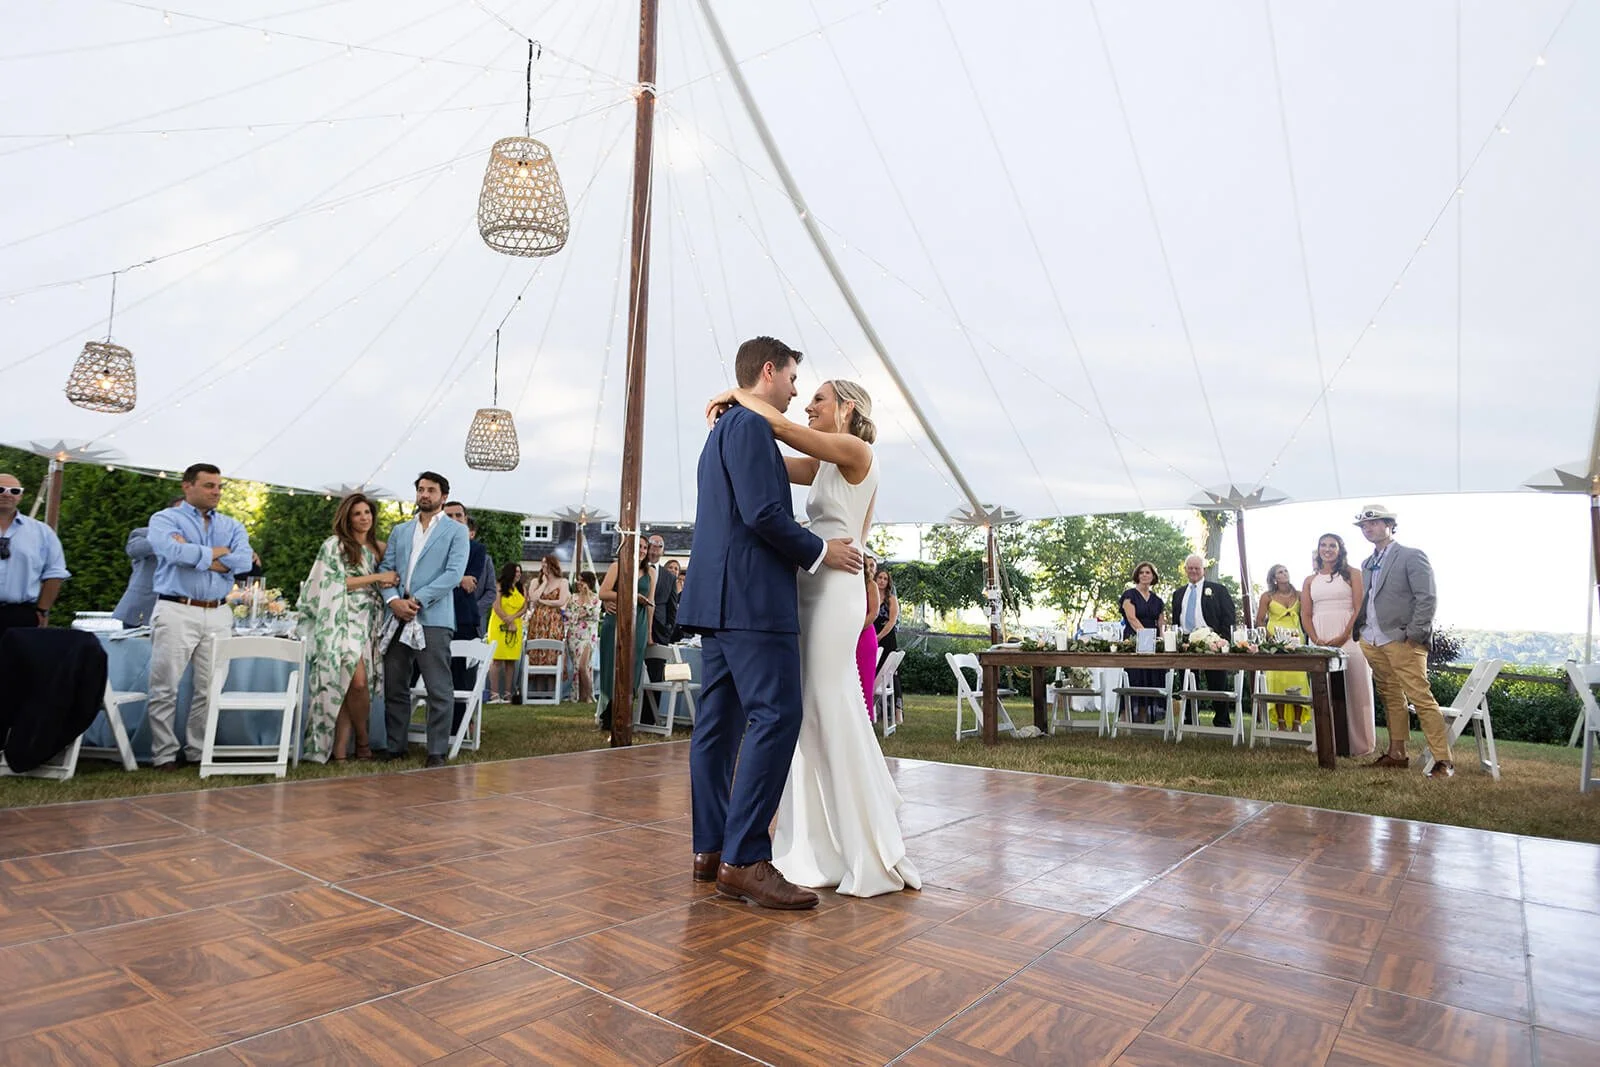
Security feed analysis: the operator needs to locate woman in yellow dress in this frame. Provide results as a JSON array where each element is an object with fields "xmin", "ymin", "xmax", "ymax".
[
  {"xmin": 1255, "ymin": 564, "xmax": 1310, "ymax": 730},
  {"xmin": 487, "ymin": 563, "xmax": 526, "ymax": 703}
]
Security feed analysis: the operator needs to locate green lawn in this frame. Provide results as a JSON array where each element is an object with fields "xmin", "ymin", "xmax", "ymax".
[{"xmin": 4, "ymin": 695, "xmax": 1598, "ymax": 846}]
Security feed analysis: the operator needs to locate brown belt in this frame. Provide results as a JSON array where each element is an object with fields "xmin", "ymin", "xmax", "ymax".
[{"xmin": 158, "ymin": 594, "xmax": 226, "ymax": 609}]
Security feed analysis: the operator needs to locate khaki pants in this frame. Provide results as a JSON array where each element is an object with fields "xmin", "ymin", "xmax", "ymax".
[
  {"xmin": 1360, "ymin": 638, "xmax": 1450, "ymax": 762},
  {"xmin": 147, "ymin": 600, "xmax": 234, "ymax": 765}
]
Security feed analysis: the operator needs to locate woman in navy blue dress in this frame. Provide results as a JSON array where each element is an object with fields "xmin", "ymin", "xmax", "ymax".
[{"xmin": 1119, "ymin": 561, "xmax": 1167, "ymax": 723}]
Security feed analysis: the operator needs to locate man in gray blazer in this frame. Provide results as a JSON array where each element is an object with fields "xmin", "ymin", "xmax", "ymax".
[
  {"xmin": 112, "ymin": 497, "xmax": 182, "ymax": 628},
  {"xmin": 1351, "ymin": 504, "xmax": 1452, "ymax": 777}
]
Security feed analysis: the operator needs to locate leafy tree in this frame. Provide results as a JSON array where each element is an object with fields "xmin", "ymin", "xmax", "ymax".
[
  {"xmin": 888, "ymin": 550, "xmax": 1030, "ymax": 616},
  {"xmin": 253, "ymin": 493, "xmax": 339, "ymax": 602},
  {"xmin": 1018, "ymin": 513, "xmax": 1193, "ymax": 619},
  {"xmin": 471, "ymin": 508, "xmax": 527, "ymax": 580},
  {"xmin": 1197, "ymin": 510, "xmax": 1231, "ymax": 580}
]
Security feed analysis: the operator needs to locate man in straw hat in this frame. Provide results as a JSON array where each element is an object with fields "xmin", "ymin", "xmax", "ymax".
[{"xmin": 1351, "ymin": 504, "xmax": 1453, "ymax": 778}]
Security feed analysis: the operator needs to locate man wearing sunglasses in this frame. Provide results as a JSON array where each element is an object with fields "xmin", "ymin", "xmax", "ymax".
[{"xmin": 0, "ymin": 473, "xmax": 70, "ymax": 638}]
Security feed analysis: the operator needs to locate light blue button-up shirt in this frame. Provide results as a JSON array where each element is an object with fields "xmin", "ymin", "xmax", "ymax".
[
  {"xmin": 0, "ymin": 515, "xmax": 70, "ymax": 604},
  {"xmin": 148, "ymin": 501, "xmax": 253, "ymax": 602}
]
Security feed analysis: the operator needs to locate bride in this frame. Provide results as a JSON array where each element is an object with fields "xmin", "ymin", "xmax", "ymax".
[{"xmin": 708, "ymin": 379, "xmax": 920, "ymax": 897}]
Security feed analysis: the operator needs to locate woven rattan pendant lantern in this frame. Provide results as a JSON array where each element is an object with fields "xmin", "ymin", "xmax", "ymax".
[
  {"xmin": 65, "ymin": 272, "xmax": 137, "ymax": 413},
  {"xmin": 478, "ymin": 41, "xmax": 569, "ymax": 258},
  {"xmin": 464, "ymin": 330, "xmax": 520, "ymax": 471}
]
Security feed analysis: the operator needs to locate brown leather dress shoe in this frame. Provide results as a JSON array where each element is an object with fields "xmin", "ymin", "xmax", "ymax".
[
  {"xmin": 693, "ymin": 852, "xmax": 721, "ymax": 882},
  {"xmin": 1369, "ymin": 752, "xmax": 1410, "ymax": 769},
  {"xmin": 1427, "ymin": 760, "xmax": 1455, "ymax": 779},
  {"xmin": 716, "ymin": 860, "xmax": 819, "ymax": 910}
]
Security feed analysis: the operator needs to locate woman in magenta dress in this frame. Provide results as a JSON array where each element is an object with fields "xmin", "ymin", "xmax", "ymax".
[
  {"xmin": 1301, "ymin": 533, "xmax": 1376, "ymax": 757},
  {"xmin": 855, "ymin": 557, "xmax": 882, "ymax": 717}
]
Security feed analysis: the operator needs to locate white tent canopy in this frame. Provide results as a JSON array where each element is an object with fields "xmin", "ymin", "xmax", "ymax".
[{"xmin": 4, "ymin": 0, "xmax": 1597, "ymax": 523}]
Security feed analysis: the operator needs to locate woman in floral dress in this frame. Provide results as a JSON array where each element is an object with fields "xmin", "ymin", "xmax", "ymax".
[
  {"xmin": 301, "ymin": 493, "xmax": 397, "ymax": 762},
  {"xmin": 526, "ymin": 555, "xmax": 570, "ymax": 669},
  {"xmin": 565, "ymin": 572, "xmax": 601, "ymax": 702}
]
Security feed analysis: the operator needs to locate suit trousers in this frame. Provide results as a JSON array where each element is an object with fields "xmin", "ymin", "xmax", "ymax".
[
  {"xmin": 146, "ymin": 601, "xmax": 234, "ymax": 765},
  {"xmin": 383, "ymin": 625, "xmax": 455, "ymax": 756},
  {"xmin": 1360, "ymin": 638, "xmax": 1450, "ymax": 762},
  {"xmin": 690, "ymin": 629, "xmax": 804, "ymax": 866}
]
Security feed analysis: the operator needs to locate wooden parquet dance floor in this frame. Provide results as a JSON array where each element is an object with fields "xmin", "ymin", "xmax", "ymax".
[{"xmin": 2, "ymin": 745, "xmax": 1597, "ymax": 1066}]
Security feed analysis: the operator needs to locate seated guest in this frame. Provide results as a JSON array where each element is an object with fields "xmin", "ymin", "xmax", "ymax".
[
  {"xmin": 113, "ymin": 497, "xmax": 182, "ymax": 629},
  {"xmin": 1120, "ymin": 561, "xmax": 1166, "ymax": 723},
  {"xmin": 0, "ymin": 473, "xmax": 69, "ymax": 638},
  {"xmin": 1170, "ymin": 553, "xmax": 1238, "ymax": 727},
  {"xmin": 300, "ymin": 493, "xmax": 396, "ymax": 762},
  {"xmin": 487, "ymin": 564, "xmax": 526, "ymax": 702},
  {"xmin": 1255, "ymin": 563, "xmax": 1309, "ymax": 731}
]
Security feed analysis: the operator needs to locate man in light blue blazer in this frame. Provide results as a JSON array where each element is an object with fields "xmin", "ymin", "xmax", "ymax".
[{"xmin": 378, "ymin": 471, "xmax": 469, "ymax": 767}]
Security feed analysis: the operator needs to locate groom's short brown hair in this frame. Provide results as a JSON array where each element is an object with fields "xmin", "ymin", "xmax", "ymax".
[{"xmin": 734, "ymin": 336, "xmax": 802, "ymax": 388}]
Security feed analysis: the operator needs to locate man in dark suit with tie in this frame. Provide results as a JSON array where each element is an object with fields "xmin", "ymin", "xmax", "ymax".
[
  {"xmin": 1170, "ymin": 553, "xmax": 1238, "ymax": 727},
  {"xmin": 678, "ymin": 336, "xmax": 862, "ymax": 910}
]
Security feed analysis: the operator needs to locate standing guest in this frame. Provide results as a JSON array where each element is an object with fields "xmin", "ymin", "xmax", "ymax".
[
  {"xmin": 1302, "ymin": 532, "xmax": 1376, "ymax": 757},
  {"xmin": 113, "ymin": 497, "xmax": 182, "ymax": 629},
  {"xmin": 442, "ymin": 502, "xmax": 490, "ymax": 641},
  {"xmin": 377, "ymin": 471, "xmax": 469, "ymax": 768},
  {"xmin": 1255, "ymin": 564, "xmax": 1309, "ymax": 731},
  {"xmin": 145, "ymin": 464, "xmax": 253, "ymax": 771},
  {"xmin": 1351, "ymin": 504, "xmax": 1453, "ymax": 777},
  {"xmin": 856, "ymin": 557, "xmax": 881, "ymax": 717},
  {"xmin": 874, "ymin": 566, "xmax": 902, "ymax": 722},
  {"xmin": 0, "ymin": 473, "xmax": 69, "ymax": 637},
  {"xmin": 597, "ymin": 538, "xmax": 656, "ymax": 730},
  {"xmin": 486, "ymin": 564, "xmax": 526, "ymax": 702},
  {"xmin": 1119, "ymin": 561, "xmax": 1166, "ymax": 723},
  {"xmin": 652, "ymin": 552, "xmax": 682, "ymax": 645},
  {"xmin": 525, "ymin": 554, "xmax": 569, "ymax": 698},
  {"xmin": 470, "ymin": 517, "xmax": 498, "ymax": 638},
  {"xmin": 565, "ymin": 571, "xmax": 602, "ymax": 702},
  {"xmin": 1170, "ymin": 553, "xmax": 1238, "ymax": 728},
  {"xmin": 300, "ymin": 493, "xmax": 396, "ymax": 762}
]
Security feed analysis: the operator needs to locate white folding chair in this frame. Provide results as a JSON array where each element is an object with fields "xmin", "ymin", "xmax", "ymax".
[
  {"xmin": 1174, "ymin": 669, "xmax": 1246, "ymax": 745},
  {"xmin": 411, "ymin": 640, "xmax": 492, "ymax": 759},
  {"xmin": 522, "ymin": 639, "xmax": 566, "ymax": 705},
  {"xmin": 633, "ymin": 644, "xmax": 699, "ymax": 737},
  {"xmin": 0, "ymin": 681, "xmax": 143, "ymax": 780},
  {"xmin": 199, "ymin": 636, "xmax": 305, "ymax": 779},
  {"xmin": 1108, "ymin": 668, "xmax": 1176, "ymax": 740},
  {"xmin": 1051, "ymin": 668, "xmax": 1105, "ymax": 735},
  {"xmin": 949, "ymin": 652, "xmax": 1015, "ymax": 740},
  {"xmin": 1422, "ymin": 659, "xmax": 1504, "ymax": 780},
  {"xmin": 1249, "ymin": 670, "xmax": 1315, "ymax": 749},
  {"xmin": 1564, "ymin": 660, "xmax": 1600, "ymax": 793},
  {"xmin": 873, "ymin": 649, "xmax": 906, "ymax": 738}
]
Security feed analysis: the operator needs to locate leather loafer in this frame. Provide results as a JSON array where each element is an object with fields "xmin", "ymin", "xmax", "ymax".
[
  {"xmin": 1369, "ymin": 752, "xmax": 1410, "ymax": 769},
  {"xmin": 716, "ymin": 860, "xmax": 818, "ymax": 910},
  {"xmin": 693, "ymin": 851, "xmax": 721, "ymax": 882},
  {"xmin": 1427, "ymin": 760, "xmax": 1455, "ymax": 779}
]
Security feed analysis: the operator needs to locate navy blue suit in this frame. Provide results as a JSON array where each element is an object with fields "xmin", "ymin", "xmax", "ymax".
[{"xmin": 679, "ymin": 405, "xmax": 824, "ymax": 866}]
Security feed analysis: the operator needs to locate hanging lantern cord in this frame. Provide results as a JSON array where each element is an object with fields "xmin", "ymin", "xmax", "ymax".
[
  {"xmin": 106, "ymin": 271, "xmax": 118, "ymax": 341},
  {"xmin": 492, "ymin": 329, "xmax": 501, "ymax": 407},
  {"xmin": 523, "ymin": 39, "xmax": 541, "ymax": 137}
]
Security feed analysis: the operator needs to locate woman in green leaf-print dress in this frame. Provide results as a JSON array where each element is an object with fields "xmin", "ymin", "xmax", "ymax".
[{"xmin": 300, "ymin": 494, "xmax": 398, "ymax": 762}]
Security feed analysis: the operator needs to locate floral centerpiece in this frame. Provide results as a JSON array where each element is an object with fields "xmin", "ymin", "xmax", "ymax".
[
  {"xmin": 1185, "ymin": 626, "xmax": 1229, "ymax": 653},
  {"xmin": 227, "ymin": 581, "xmax": 291, "ymax": 631}
]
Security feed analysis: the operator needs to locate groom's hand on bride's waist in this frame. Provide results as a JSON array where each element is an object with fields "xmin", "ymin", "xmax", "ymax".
[{"xmin": 822, "ymin": 538, "xmax": 864, "ymax": 574}]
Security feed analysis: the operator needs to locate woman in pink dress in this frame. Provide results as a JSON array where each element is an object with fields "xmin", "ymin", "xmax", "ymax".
[
  {"xmin": 855, "ymin": 557, "xmax": 881, "ymax": 718},
  {"xmin": 1300, "ymin": 533, "xmax": 1376, "ymax": 757}
]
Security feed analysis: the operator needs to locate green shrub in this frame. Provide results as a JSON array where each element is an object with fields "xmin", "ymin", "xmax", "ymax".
[{"xmin": 1373, "ymin": 670, "xmax": 1582, "ymax": 746}]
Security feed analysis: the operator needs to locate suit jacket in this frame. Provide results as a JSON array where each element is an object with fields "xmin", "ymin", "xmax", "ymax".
[
  {"xmin": 652, "ymin": 565, "xmax": 680, "ymax": 644},
  {"xmin": 378, "ymin": 514, "xmax": 469, "ymax": 630},
  {"xmin": 1170, "ymin": 580, "xmax": 1236, "ymax": 634},
  {"xmin": 1352, "ymin": 542, "xmax": 1435, "ymax": 646},
  {"xmin": 677, "ymin": 405, "xmax": 824, "ymax": 634},
  {"xmin": 112, "ymin": 526, "xmax": 159, "ymax": 628},
  {"xmin": 452, "ymin": 539, "xmax": 490, "ymax": 638}
]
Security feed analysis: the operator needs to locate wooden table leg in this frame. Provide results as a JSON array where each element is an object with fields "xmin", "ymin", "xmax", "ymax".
[
  {"xmin": 982, "ymin": 664, "xmax": 999, "ymax": 745},
  {"xmin": 1033, "ymin": 667, "xmax": 1048, "ymax": 733},
  {"xmin": 1309, "ymin": 669, "xmax": 1337, "ymax": 770}
]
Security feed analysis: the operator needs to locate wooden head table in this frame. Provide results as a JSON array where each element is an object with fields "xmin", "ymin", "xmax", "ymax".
[{"xmin": 975, "ymin": 649, "xmax": 1347, "ymax": 770}]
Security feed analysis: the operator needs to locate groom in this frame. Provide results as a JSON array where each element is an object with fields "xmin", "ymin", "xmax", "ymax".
[{"xmin": 679, "ymin": 336, "xmax": 863, "ymax": 910}]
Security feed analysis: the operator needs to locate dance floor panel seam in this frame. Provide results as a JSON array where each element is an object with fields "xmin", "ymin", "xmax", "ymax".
[{"xmin": 1, "ymin": 744, "xmax": 1595, "ymax": 1065}]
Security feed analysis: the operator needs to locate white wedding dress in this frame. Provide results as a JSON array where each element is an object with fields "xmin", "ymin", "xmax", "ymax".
[{"xmin": 772, "ymin": 456, "xmax": 921, "ymax": 897}]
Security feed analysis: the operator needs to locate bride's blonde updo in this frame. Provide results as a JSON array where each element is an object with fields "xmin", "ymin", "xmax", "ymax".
[{"xmin": 827, "ymin": 379, "xmax": 876, "ymax": 443}]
